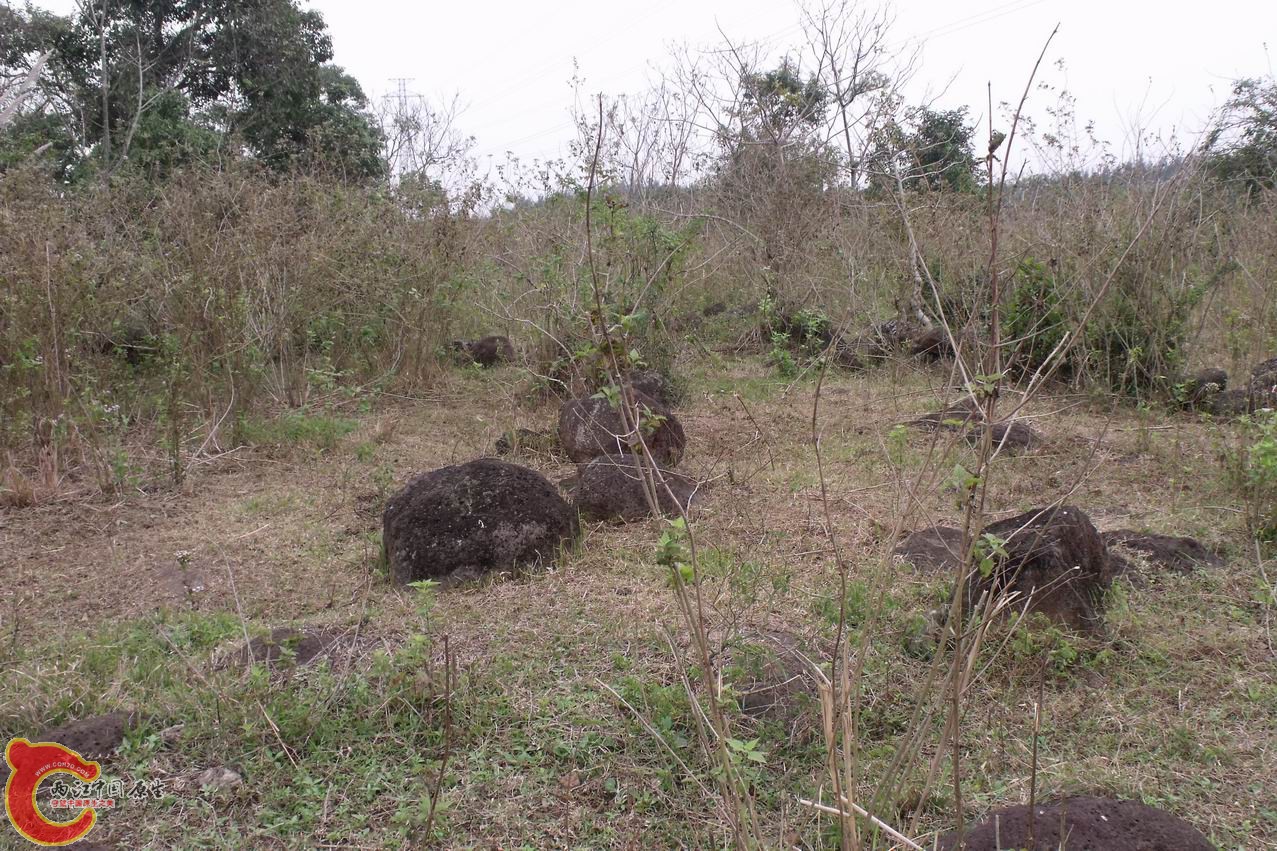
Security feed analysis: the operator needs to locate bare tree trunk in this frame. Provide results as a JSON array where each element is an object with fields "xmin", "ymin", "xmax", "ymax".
[{"xmin": 99, "ymin": 0, "xmax": 112, "ymax": 176}]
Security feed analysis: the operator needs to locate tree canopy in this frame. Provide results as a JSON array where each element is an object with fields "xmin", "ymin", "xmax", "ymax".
[{"xmin": 0, "ymin": 0, "xmax": 384, "ymax": 180}]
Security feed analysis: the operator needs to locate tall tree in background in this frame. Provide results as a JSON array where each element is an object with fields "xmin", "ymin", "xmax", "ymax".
[
  {"xmin": 868, "ymin": 105, "xmax": 979, "ymax": 194},
  {"xmin": 711, "ymin": 57, "xmax": 837, "ymax": 289},
  {"xmin": 1208, "ymin": 75, "xmax": 1277, "ymax": 197},
  {"xmin": 0, "ymin": 0, "xmax": 384, "ymax": 180}
]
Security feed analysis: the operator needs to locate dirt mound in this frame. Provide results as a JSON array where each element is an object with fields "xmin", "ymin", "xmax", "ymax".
[
  {"xmin": 382, "ymin": 459, "xmax": 579, "ymax": 584},
  {"xmin": 558, "ymin": 392, "xmax": 686, "ymax": 466},
  {"xmin": 1103, "ymin": 529, "xmax": 1222, "ymax": 573},
  {"xmin": 967, "ymin": 421, "xmax": 1043, "ymax": 454},
  {"xmin": 39, "ymin": 711, "xmax": 135, "ymax": 758},
  {"xmin": 450, "ymin": 335, "xmax": 515, "ymax": 367},
  {"xmin": 573, "ymin": 454, "xmax": 696, "ymax": 522},
  {"xmin": 935, "ymin": 795, "xmax": 1215, "ymax": 850},
  {"xmin": 895, "ymin": 526, "xmax": 965, "ymax": 573},
  {"xmin": 974, "ymin": 505, "xmax": 1115, "ymax": 633}
]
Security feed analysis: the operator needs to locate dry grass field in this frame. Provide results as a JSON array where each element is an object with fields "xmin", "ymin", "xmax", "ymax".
[{"xmin": 3, "ymin": 354, "xmax": 1273, "ymax": 849}]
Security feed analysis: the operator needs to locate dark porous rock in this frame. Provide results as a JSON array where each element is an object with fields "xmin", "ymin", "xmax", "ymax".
[
  {"xmin": 382, "ymin": 459, "xmax": 578, "ymax": 585},
  {"xmin": 1179, "ymin": 367, "xmax": 1228, "ymax": 407},
  {"xmin": 626, "ymin": 370, "xmax": 678, "ymax": 407},
  {"xmin": 974, "ymin": 505, "xmax": 1114, "ymax": 633},
  {"xmin": 1210, "ymin": 387, "xmax": 1252, "ymax": 418},
  {"xmin": 1103, "ymin": 529, "xmax": 1222, "ymax": 573},
  {"xmin": 573, "ymin": 454, "xmax": 696, "ymax": 522},
  {"xmin": 935, "ymin": 795, "xmax": 1215, "ymax": 851},
  {"xmin": 558, "ymin": 392, "xmax": 686, "ymax": 466},
  {"xmin": 39, "ymin": 711, "xmax": 135, "ymax": 759},
  {"xmin": 590, "ymin": 370, "xmax": 679, "ymax": 408},
  {"xmin": 966, "ymin": 420, "xmax": 1043, "ymax": 454},
  {"xmin": 450, "ymin": 335, "xmax": 515, "ymax": 367},
  {"xmin": 1249, "ymin": 356, "xmax": 1277, "ymax": 410},
  {"xmin": 895, "ymin": 526, "xmax": 965, "ymax": 573},
  {"xmin": 910, "ymin": 325, "xmax": 951, "ymax": 359},
  {"xmin": 494, "ymin": 427, "xmax": 557, "ymax": 457}
]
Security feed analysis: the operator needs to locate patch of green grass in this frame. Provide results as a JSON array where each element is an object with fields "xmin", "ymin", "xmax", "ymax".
[
  {"xmin": 238, "ymin": 410, "xmax": 358, "ymax": 451},
  {"xmin": 238, "ymin": 493, "xmax": 297, "ymax": 517},
  {"xmin": 1, "ymin": 613, "xmax": 464, "ymax": 848}
]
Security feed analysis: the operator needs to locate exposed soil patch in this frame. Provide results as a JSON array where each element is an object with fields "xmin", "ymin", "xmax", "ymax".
[
  {"xmin": 38, "ymin": 711, "xmax": 135, "ymax": 758},
  {"xmin": 935, "ymin": 795, "xmax": 1215, "ymax": 850},
  {"xmin": 382, "ymin": 458, "xmax": 579, "ymax": 585},
  {"xmin": 1103, "ymin": 529, "xmax": 1222, "ymax": 573}
]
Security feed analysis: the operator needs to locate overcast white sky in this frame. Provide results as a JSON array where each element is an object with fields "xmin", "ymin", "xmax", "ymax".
[
  {"xmin": 322, "ymin": 0, "xmax": 1274, "ymax": 170},
  {"xmin": 43, "ymin": 0, "xmax": 1277, "ymax": 171}
]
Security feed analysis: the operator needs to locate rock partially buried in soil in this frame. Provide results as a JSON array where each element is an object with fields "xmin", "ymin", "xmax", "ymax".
[
  {"xmin": 720, "ymin": 630, "xmax": 815, "ymax": 726},
  {"xmin": 38, "ymin": 711, "xmax": 135, "ymax": 758},
  {"xmin": 973, "ymin": 505, "xmax": 1115, "ymax": 633},
  {"xmin": 1103, "ymin": 529, "xmax": 1222, "ymax": 573},
  {"xmin": 1210, "ymin": 387, "xmax": 1252, "ymax": 418},
  {"xmin": 895, "ymin": 526, "xmax": 965, "ymax": 573},
  {"xmin": 225, "ymin": 627, "xmax": 349, "ymax": 668},
  {"xmin": 966, "ymin": 420, "xmax": 1043, "ymax": 454},
  {"xmin": 382, "ymin": 459, "xmax": 578, "ymax": 585},
  {"xmin": 558, "ymin": 392, "xmax": 686, "ymax": 466},
  {"xmin": 934, "ymin": 795, "xmax": 1215, "ymax": 850},
  {"xmin": 450, "ymin": 335, "xmax": 516, "ymax": 367},
  {"xmin": 573, "ymin": 454, "xmax": 697, "ymax": 522}
]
